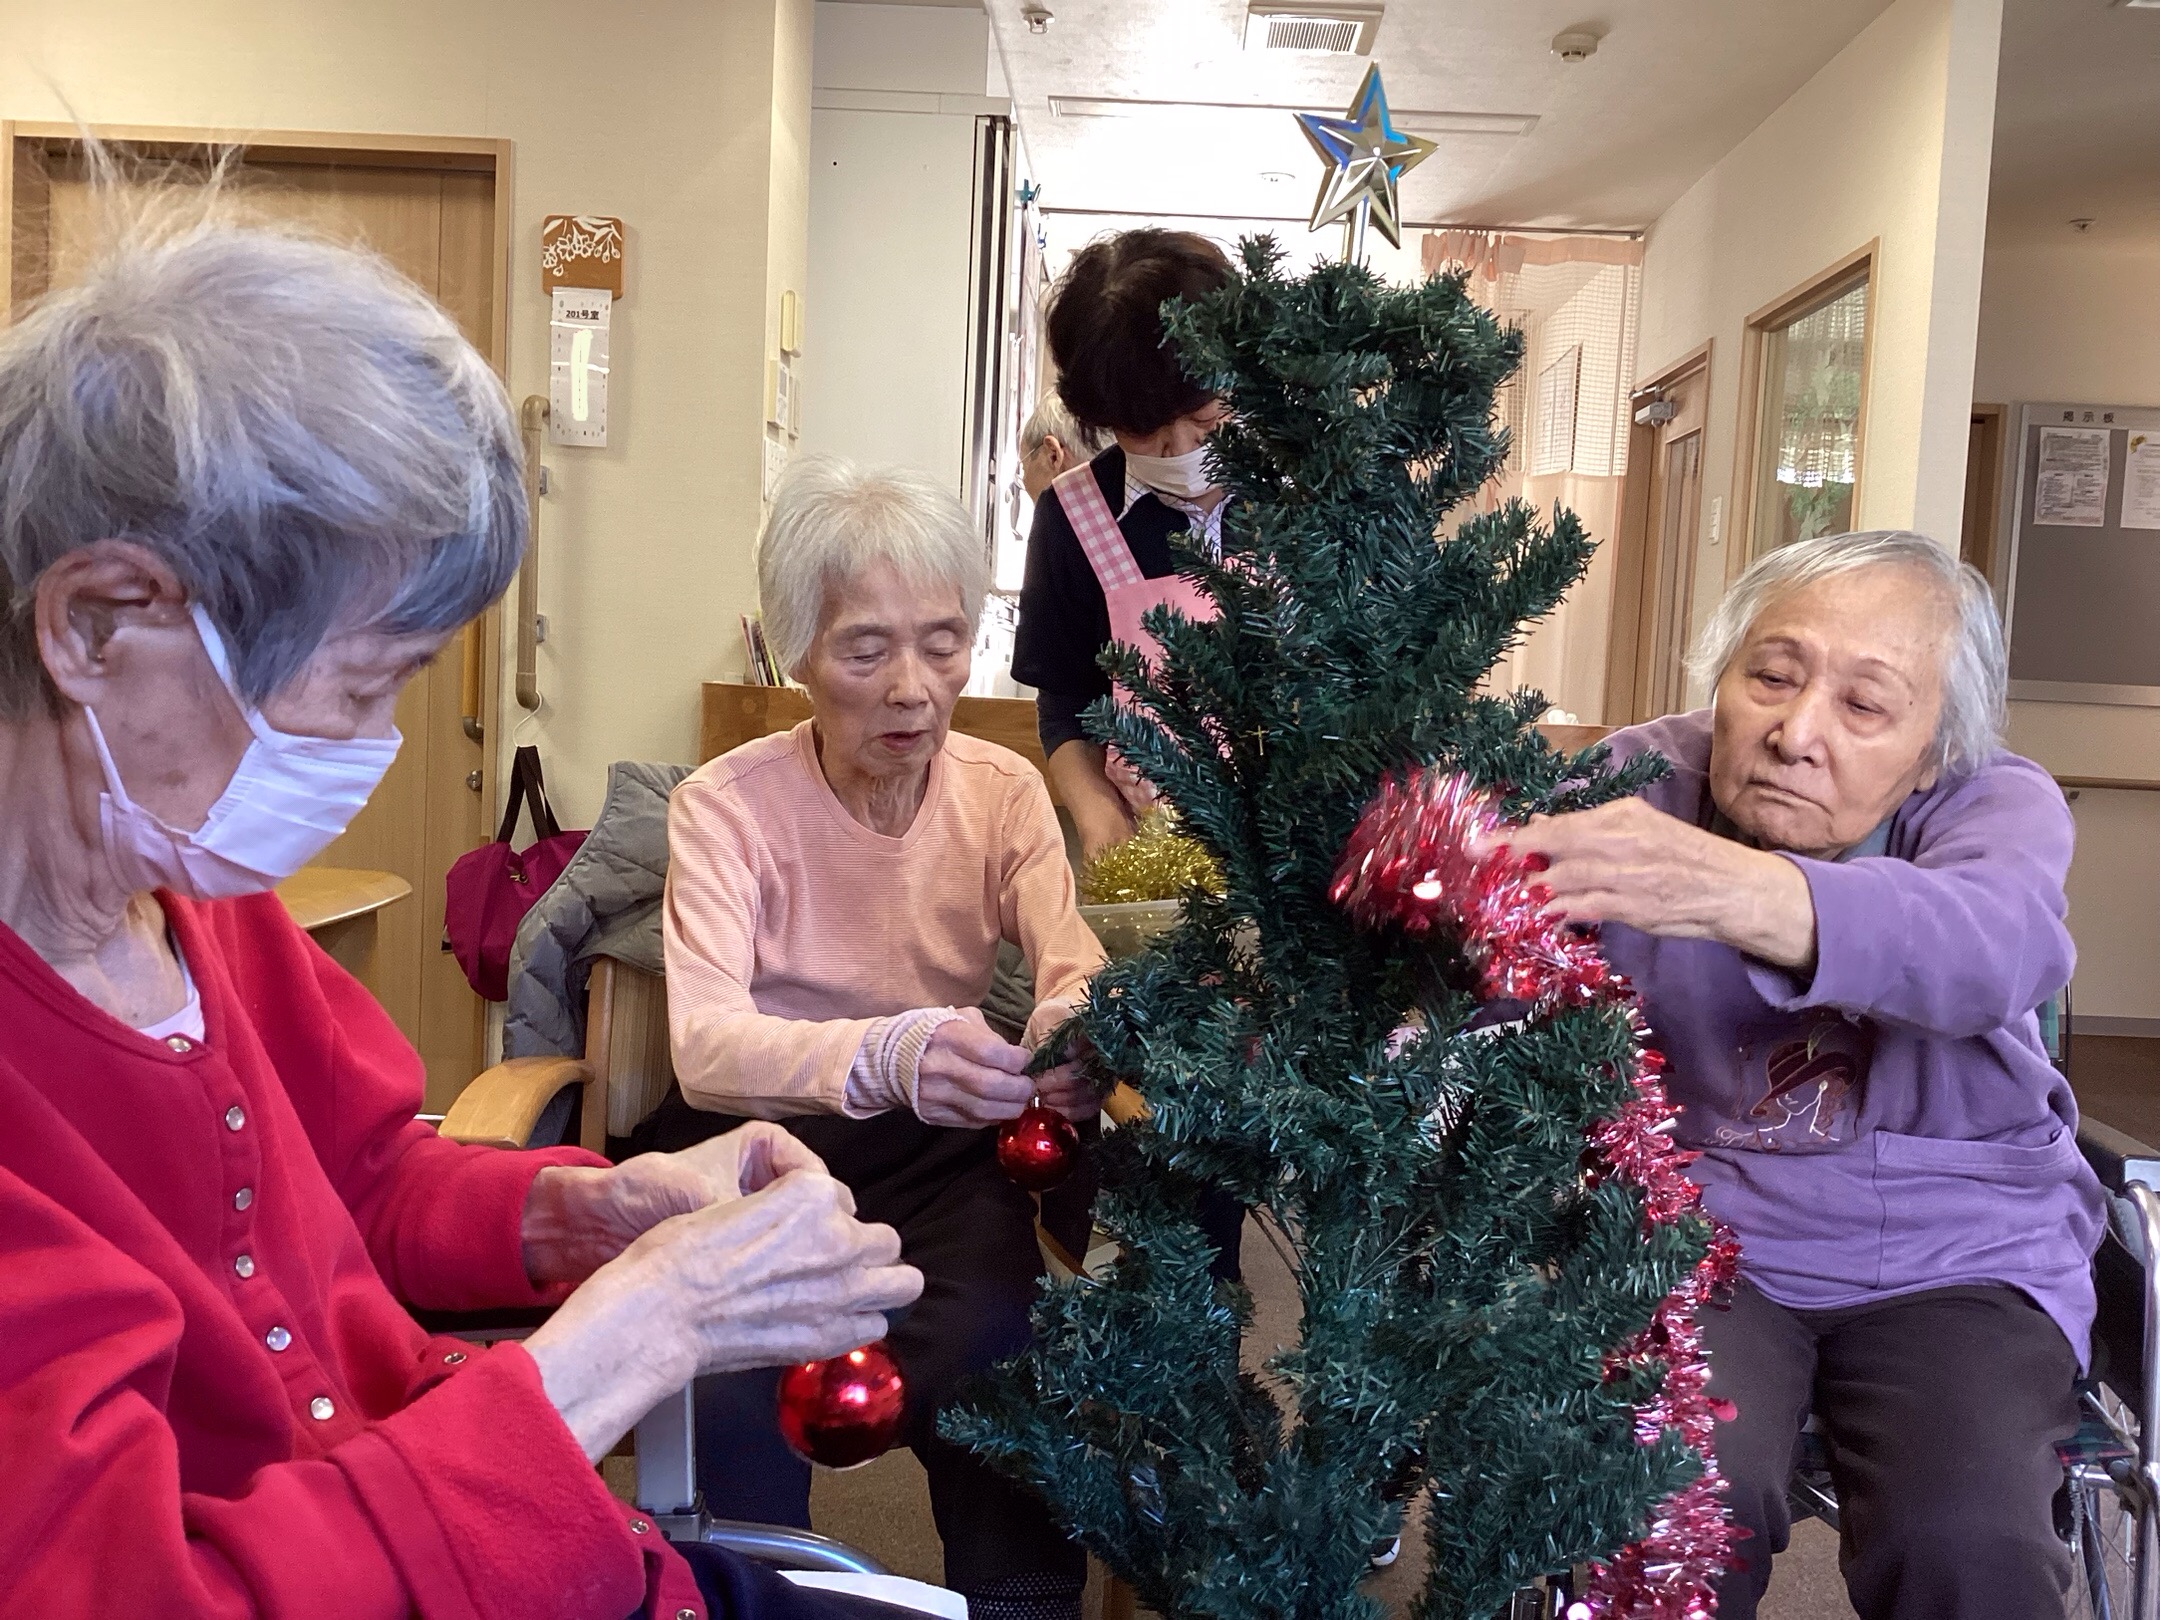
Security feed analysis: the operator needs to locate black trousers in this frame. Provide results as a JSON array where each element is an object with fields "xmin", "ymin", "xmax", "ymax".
[
  {"xmin": 1702, "ymin": 1278, "xmax": 2081, "ymax": 1620},
  {"xmin": 643, "ymin": 1095, "xmax": 1086, "ymax": 1598}
]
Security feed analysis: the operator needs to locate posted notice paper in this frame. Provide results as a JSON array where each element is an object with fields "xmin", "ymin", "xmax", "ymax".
[
  {"xmin": 2123, "ymin": 433, "xmax": 2160, "ymax": 532},
  {"xmin": 2035, "ymin": 426, "xmax": 2111, "ymax": 527}
]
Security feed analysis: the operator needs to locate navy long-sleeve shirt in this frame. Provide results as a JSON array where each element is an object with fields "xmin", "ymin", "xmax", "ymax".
[{"xmin": 1010, "ymin": 445, "xmax": 1201, "ymax": 758}]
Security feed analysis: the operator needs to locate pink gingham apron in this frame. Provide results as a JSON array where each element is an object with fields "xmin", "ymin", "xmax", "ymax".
[{"xmin": 1050, "ymin": 464, "xmax": 1219, "ymax": 815}]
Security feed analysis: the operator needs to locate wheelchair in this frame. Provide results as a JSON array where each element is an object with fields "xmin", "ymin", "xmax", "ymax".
[{"xmin": 1781, "ymin": 989, "xmax": 2158, "ymax": 1619}]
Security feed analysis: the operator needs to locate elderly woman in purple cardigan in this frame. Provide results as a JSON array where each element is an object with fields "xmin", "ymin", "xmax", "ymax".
[{"xmin": 1497, "ymin": 530, "xmax": 2102, "ymax": 1620}]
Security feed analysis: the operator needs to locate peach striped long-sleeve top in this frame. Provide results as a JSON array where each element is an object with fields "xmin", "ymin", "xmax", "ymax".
[{"xmin": 663, "ymin": 721, "xmax": 1105, "ymax": 1119}]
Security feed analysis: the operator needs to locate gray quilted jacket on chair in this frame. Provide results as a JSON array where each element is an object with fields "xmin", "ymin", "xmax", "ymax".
[{"xmin": 503, "ymin": 760, "xmax": 689, "ymax": 1059}]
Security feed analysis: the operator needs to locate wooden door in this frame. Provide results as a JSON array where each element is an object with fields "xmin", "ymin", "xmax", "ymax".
[
  {"xmin": 11, "ymin": 134, "xmax": 507, "ymax": 1108},
  {"xmin": 1962, "ymin": 405, "xmax": 2006, "ymax": 588},
  {"xmin": 1605, "ymin": 361, "xmax": 1709, "ymax": 725}
]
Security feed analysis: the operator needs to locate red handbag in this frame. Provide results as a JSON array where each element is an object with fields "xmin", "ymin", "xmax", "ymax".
[{"xmin": 444, "ymin": 746, "xmax": 588, "ymax": 1002}]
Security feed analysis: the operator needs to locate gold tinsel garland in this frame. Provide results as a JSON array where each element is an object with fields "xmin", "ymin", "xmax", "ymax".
[{"xmin": 1078, "ymin": 809, "xmax": 1225, "ymax": 905}]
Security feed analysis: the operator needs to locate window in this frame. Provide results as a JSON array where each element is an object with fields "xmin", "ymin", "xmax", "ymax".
[
  {"xmin": 1745, "ymin": 258, "xmax": 1871, "ymax": 554},
  {"xmin": 1533, "ymin": 345, "xmax": 1581, "ymax": 476}
]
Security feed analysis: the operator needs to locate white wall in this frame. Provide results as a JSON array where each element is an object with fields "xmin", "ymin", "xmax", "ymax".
[
  {"xmin": 1979, "ymin": 234, "xmax": 2160, "ymax": 1024},
  {"xmin": 796, "ymin": 2, "xmax": 998, "ymax": 491},
  {"xmin": 1636, "ymin": 0, "xmax": 2003, "ymax": 686},
  {"xmin": 0, "ymin": 0, "xmax": 813, "ymax": 826}
]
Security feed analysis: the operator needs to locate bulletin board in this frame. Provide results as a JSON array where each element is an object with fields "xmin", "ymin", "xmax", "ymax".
[{"xmin": 2004, "ymin": 401, "xmax": 2160, "ymax": 705}]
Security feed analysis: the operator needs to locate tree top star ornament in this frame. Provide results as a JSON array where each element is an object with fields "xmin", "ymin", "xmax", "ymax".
[{"xmin": 1296, "ymin": 63, "xmax": 1435, "ymax": 261}]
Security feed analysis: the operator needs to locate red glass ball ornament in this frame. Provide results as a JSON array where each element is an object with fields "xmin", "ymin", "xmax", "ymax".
[
  {"xmin": 775, "ymin": 1340, "xmax": 906, "ymax": 1469},
  {"xmin": 997, "ymin": 1103, "xmax": 1081, "ymax": 1191}
]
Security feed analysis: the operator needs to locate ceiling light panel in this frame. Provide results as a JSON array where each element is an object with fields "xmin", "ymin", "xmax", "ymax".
[{"xmin": 1046, "ymin": 97, "xmax": 1538, "ymax": 138}]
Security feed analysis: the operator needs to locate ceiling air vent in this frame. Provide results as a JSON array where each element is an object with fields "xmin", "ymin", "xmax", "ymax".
[{"xmin": 1244, "ymin": 4, "xmax": 1382, "ymax": 55}]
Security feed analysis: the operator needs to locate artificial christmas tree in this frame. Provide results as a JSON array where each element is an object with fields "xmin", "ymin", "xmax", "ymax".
[{"xmin": 943, "ymin": 240, "xmax": 1737, "ymax": 1620}]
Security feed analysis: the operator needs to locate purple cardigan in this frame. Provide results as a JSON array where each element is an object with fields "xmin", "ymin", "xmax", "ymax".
[{"xmin": 1599, "ymin": 709, "xmax": 2105, "ymax": 1360}]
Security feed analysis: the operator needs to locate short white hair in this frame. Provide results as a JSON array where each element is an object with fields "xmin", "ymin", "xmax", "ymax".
[
  {"xmin": 1020, "ymin": 392, "xmax": 1108, "ymax": 460},
  {"xmin": 757, "ymin": 455, "xmax": 987, "ymax": 677},
  {"xmin": 1684, "ymin": 530, "xmax": 2005, "ymax": 775}
]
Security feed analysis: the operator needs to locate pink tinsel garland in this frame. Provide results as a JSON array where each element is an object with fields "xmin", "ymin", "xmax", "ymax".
[{"xmin": 1329, "ymin": 768, "xmax": 1743, "ymax": 1619}]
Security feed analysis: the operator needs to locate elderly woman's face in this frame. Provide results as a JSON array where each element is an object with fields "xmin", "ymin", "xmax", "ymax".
[
  {"xmin": 1707, "ymin": 564, "xmax": 1946, "ymax": 859},
  {"xmin": 1021, "ymin": 435, "xmax": 1070, "ymax": 502},
  {"xmin": 39, "ymin": 542, "xmax": 446, "ymax": 833},
  {"xmin": 798, "ymin": 559, "xmax": 970, "ymax": 786}
]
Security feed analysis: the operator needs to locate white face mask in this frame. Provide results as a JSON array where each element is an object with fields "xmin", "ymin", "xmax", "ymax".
[
  {"xmin": 85, "ymin": 605, "xmax": 403, "ymax": 900},
  {"xmin": 1124, "ymin": 446, "xmax": 1216, "ymax": 502}
]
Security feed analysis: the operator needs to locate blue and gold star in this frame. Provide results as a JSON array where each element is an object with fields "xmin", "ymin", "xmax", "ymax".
[{"xmin": 1296, "ymin": 64, "xmax": 1436, "ymax": 251}]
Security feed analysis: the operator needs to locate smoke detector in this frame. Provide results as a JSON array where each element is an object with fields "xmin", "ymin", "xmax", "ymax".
[
  {"xmin": 1551, "ymin": 28, "xmax": 1601, "ymax": 62},
  {"xmin": 2069, "ymin": 217, "xmax": 2096, "ymax": 233},
  {"xmin": 1020, "ymin": 5, "xmax": 1052, "ymax": 34},
  {"xmin": 1244, "ymin": 3, "xmax": 1384, "ymax": 55}
]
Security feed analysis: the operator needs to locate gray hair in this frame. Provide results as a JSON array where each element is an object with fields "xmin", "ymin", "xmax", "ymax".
[
  {"xmin": 1019, "ymin": 392, "xmax": 1108, "ymax": 461},
  {"xmin": 1685, "ymin": 529, "xmax": 2006, "ymax": 774},
  {"xmin": 0, "ymin": 182, "xmax": 522, "ymax": 714},
  {"xmin": 757, "ymin": 455, "xmax": 987, "ymax": 677}
]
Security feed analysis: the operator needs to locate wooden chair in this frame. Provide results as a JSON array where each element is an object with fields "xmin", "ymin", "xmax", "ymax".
[{"xmin": 441, "ymin": 958, "xmax": 671, "ymax": 1153}]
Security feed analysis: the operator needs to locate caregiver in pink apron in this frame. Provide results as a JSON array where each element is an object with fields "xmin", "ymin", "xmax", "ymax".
[
  {"xmin": 1012, "ymin": 228, "xmax": 1235, "ymax": 862},
  {"xmin": 1010, "ymin": 228, "xmax": 1248, "ymax": 1290}
]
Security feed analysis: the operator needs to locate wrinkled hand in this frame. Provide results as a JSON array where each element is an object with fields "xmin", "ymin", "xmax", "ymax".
[
  {"xmin": 526, "ymin": 1168, "xmax": 922, "ymax": 1462},
  {"xmin": 522, "ymin": 1122, "xmax": 825, "ymax": 1287},
  {"xmin": 1023, "ymin": 997, "xmax": 1101, "ymax": 1122},
  {"xmin": 1485, "ymin": 797, "xmax": 1817, "ymax": 970},
  {"xmin": 913, "ymin": 1007, "xmax": 1035, "ymax": 1128},
  {"xmin": 1102, "ymin": 746, "xmax": 1160, "ymax": 818}
]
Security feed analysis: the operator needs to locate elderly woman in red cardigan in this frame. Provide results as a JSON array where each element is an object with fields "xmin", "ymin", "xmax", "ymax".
[{"xmin": 0, "ymin": 206, "xmax": 921, "ymax": 1620}]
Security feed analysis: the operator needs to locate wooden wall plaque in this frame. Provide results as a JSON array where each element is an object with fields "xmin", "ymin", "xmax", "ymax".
[{"xmin": 539, "ymin": 215, "xmax": 624, "ymax": 298}]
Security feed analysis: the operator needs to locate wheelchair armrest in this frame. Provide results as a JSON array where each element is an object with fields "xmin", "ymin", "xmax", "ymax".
[
  {"xmin": 2064, "ymin": 1123, "xmax": 2151, "ymax": 1200},
  {"xmin": 696, "ymin": 1522, "xmax": 890, "ymax": 1575},
  {"xmin": 441, "ymin": 1056, "xmax": 594, "ymax": 1149}
]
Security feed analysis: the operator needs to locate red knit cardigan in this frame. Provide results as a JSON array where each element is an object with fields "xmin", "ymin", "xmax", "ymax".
[{"xmin": 0, "ymin": 892, "xmax": 708, "ymax": 1620}]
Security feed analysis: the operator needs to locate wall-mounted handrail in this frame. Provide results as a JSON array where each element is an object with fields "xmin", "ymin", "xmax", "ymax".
[
  {"xmin": 516, "ymin": 396, "xmax": 549, "ymax": 711},
  {"xmin": 458, "ymin": 620, "xmax": 485, "ymax": 743},
  {"xmin": 2058, "ymin": 776, "xmax": 2160, "ymax": 794}
]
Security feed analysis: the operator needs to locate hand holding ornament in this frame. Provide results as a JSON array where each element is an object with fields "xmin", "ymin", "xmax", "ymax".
[
  {"xmin": 521, "ymin": 1120, "xmax": 829, "ymax": 1286},
  {"xmin": 524, "ymin": 1168, "xmax": 921, "ymax": 1464},
  {"xmin": 913, "ymin": 1008, "xmax": 1037, "ymax": 1128},
  {"xmin": 1476, "ymin": 796, "xmax": 1818, "ymax": 971},
  {"xmin": 1023, "ymin": 994, "xmax": 1105, "ymax": 1122}
]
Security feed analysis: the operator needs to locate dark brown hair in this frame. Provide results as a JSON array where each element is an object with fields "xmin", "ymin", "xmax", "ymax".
[{"xmin": 1046, "ymin": 229, "xmax": 1232, "ymax": 439}]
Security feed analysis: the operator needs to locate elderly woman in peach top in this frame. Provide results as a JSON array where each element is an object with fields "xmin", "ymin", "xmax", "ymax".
[{"xmin": 656, "ymin": 456, "xmax": 1104, "ymax": 1620}]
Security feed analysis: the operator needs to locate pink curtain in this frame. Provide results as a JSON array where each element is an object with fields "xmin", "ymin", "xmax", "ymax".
[{"xmin": 1421, "ymin": 230, "xmax": 1642, "ymax": 282}]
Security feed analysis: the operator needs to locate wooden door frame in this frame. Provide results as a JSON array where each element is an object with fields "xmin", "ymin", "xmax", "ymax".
[
  {"xmin": 1604, "ymin": 340, "xmax": 1711, "ymax": 725},
  {"xmin": 0, "ymin": 122, "xmax": 516, "ymax": 829},
  {"xmin": 1964, "ymin": 403, "xmax": 2008, "ymax": 591},
  {"xmin": 1729, "ymin": 239, "xmax": 1878, "ymax": 578}
]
